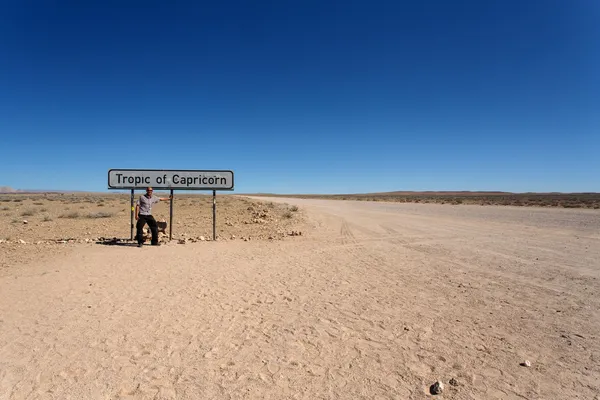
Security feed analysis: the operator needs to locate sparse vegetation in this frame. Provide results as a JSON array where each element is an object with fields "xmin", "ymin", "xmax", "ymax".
[
  {"xmin": 42, "ymin": 215, "xmax": 53, "ymax": 222},
  {"xmin": 59, "ymin": 211, "xmax": 80, "ymax": 219},
  {"xmin": 85, "ymin": 211, "xmax": 115, "ymax": 219},
  {"xmin": 250, "ymin": 192, "xmax": 600, "ymax": 209},
  {"xmin": 20, "ymin": 209, "xmax": 37, "ymax": 216}
]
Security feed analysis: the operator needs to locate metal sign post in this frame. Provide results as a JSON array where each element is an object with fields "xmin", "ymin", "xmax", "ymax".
[
  {"xmin": 130, "ymin": 189, "xmax": 134, "ymax": 240},
  {"xmin": 169, "ymin": 189, "xmax": 174, "ymax": 241},
  {"xmin": 213, "ymin": 190, "xmax": 216, "ymax": 241},
  {"xmin": 108, "ymin": 169, "xmax": 234, "ymax": 243}
]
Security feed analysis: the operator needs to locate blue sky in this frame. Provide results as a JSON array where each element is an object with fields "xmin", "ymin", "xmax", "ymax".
[{"xmin": 1, "ymin": 1, "xmax": 598, "ymax": 193}]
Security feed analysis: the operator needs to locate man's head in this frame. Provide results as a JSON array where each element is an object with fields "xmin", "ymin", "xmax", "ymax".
[{"xmin": 146, "ymin": 187, "xmax": 153, "ymax": 196}]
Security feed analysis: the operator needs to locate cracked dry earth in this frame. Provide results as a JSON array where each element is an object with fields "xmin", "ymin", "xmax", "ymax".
[{"xmin": 1, "ymin": 197, "xmax": 599, "ymax": 399}]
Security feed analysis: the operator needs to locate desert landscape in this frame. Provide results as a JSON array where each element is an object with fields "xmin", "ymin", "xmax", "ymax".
[
  {"xmin": 0, "ymin": 194, "xmax": 599, "ymax": 399},
  {"xmin": 250, "ymin": 191, "xmax": 600, "ymax": 209}
]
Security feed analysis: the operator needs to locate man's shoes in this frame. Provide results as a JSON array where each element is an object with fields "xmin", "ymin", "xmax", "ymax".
[
  {"xmin": 137, "ymin": 243, "xmax": 143, "ymax": 247},
  {"xmin": 151, "ymin": 243, "xmax": 161, "ymax": 246}
]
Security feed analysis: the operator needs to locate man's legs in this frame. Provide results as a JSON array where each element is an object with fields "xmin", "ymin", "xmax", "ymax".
[
  {"xmin": 146, "ymin": 215, "xmax": 159, "ymax": 245},
  {"xmin": 136, "ymin": 215, "xmax": 148, "ymax": 245}
]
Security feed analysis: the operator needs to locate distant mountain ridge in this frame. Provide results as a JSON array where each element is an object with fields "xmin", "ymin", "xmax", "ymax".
[{"xmin": 0, "ymin": 186, "xmax": 21, "ymax": 193}]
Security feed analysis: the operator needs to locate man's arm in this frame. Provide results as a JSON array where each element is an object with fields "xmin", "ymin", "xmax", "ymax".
[
  {"xmin": 158, "ymin": 195, "xmax": 173, "ymax": 201},
  {"xmin": 135, "ymin": 204, "xmax": 140, "ymax": 220}
]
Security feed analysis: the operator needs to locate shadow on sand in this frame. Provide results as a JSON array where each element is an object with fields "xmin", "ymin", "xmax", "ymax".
[{"xmin": 96, "ymin": 238, "xmax": 139, "ymax": 247}]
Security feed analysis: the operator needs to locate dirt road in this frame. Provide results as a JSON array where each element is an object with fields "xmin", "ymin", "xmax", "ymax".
[{"xmin": 1, "ymin": 197, "xmax": 599, "ymax": 399}]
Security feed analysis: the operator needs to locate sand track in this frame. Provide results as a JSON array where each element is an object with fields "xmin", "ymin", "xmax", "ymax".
[{"xmin": 1, "ymin": 197, "xmax": 599, "ymax": 399}]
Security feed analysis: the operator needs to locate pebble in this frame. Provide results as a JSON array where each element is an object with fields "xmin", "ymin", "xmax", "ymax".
[
  {"xmin": 449, "ymin": 378, "xmax": 458, "ymax": 386},
  {"xmin": 521, "ymin": 360, "xmax": 531, "ymax": 367},
  {"xmin": 430, "ymin": 381, "xmax": 444, "ymax": 395}
]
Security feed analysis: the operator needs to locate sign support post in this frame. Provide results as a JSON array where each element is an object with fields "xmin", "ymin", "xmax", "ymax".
[
  {"xmin": 213, "ymin": 190, "xmax": 216, "ymax": 241},
  {"xmin": 130, "ymin": 189, "xmax": 134, "ymax": 240},
  {"xmin": 169, "ymin": 189, "xmax": 174, "ymax": 241}
]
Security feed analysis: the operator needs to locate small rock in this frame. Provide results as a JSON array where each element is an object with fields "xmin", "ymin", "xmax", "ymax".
[
  {"xmin": 521, "ymin": 360, "xmax": 531, "ymax": 367},
  {"xmin": 430, "ymin": 381, "xmax": 444, "ymax": 395},
  {"xmin": 178, "ymin": 239, "xmax": 186, "ymax": 244},
  {"xmin": 22, "ymin": 220, "xmax": 28, "ymax": 224},
  {"xmin": 199, "ymin": 236, "xmax": 205, "ymax": 241},
  {"xmin": 18, "ymin": 239, "xmax": 26, "ymax": 244},
  {"xmin": 449, "ymin": 378, "xmax": 458, "ymax": 386},
  {"xmin": 230, "ymin": 235, "xmax": 236, "ymax": 240}
]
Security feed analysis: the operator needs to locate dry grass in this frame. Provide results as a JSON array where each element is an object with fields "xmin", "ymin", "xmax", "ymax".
[
  {"xmin": 250, "ymin": 192, "xmax": 600, "ymax": 209},
  {"xmin": 0, "ymin": 193, "xmax": 305, "ymax": 246}
]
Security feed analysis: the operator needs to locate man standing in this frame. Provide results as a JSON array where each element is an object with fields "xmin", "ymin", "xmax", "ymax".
[{"xmin": 135, "ymin": 187, "xmax": 171, "ymax": 247}]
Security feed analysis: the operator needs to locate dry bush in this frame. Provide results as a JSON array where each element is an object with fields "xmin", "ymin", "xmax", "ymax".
[
  {"xmin": 59, "ymin": 211, "xmax": 80, "ymax": 219},
  {"xmin": 85, "ymin": 211, "xmax": 115, "ymax": 219},
  {"xmin": 282, "ymin": 210, "xmax": 293, "ymax": 219},
  {"xmin": 20, "ymin": 209, "xmax": 37, "ymax": 216}
]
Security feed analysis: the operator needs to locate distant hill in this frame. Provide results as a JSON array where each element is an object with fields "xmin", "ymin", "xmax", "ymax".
[{"xmin": 0, "ymin": 186, "xmax": 20, "ymax": 193}]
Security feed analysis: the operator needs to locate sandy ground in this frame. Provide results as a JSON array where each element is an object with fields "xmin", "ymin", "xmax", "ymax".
[
  {"xmin": 0, "ymin": 194, "xmax": 305, "ymax": 272},
  {"xmin": 1, "ymin": 197, "xmax": 599, "ymax": 399}
]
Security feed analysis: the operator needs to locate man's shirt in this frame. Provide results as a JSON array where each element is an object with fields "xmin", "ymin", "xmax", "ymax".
[{"xmin": 137, "ymin": 195, "xmax": 160, "ymax": 215}]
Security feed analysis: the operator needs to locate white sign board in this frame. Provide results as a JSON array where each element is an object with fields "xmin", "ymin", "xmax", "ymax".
[{"xmin": 108, "ymin": 169, "xmax": 234, "ymax": 190}]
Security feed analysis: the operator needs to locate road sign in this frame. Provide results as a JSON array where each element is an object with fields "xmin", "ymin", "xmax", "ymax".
[{"xmin": 108, "ymin": 169, "xmax": 234, "ymax": 190}]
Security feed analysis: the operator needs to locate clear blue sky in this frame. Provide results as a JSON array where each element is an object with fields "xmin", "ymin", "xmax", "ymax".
[{"xmin": 1, "ymin": 1, "xmax": 598, "ymax": 193}]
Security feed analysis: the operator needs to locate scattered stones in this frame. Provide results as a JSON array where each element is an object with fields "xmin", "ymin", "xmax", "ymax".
[
  {"xmin": 178, "ymin": 239, "xmax": 186, "ymax": 244},
  {"xmin": 449, "ymin": 378, "xmax": 459, "ymax": 386},
  {"xmin": 288, "ymin": 231, "xmax": 302, "ymax": 236},
  {"xmin": 520, "ymin": 360, "xmax": 531, "ymax": 367},
  {"xmin": 430, "ymin": 381, "xmax": 444, "ymax": 395}
]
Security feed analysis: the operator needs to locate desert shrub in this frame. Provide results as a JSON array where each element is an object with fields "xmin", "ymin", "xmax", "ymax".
[
  {"xmin": 289, "ymin": 205, "xmax": 299, "ymax": 212},
  {"xmin": 13, "ymin": 199, "xmax": 23, "ymax": 202},
  {"xmin": 33, "ymin": 202, "xmax": 44, "ymax": 205},
  {"xmin": 20, "ymin": 209, "xmax": 37, "ymax": 216},
  {"xmin": 2, "ymin": 206, "xmax": 9, "ymax": 211},
  {"xmin": 42, "ymin": 215, "xmax": 53, "ymax": 222},
  {"xmin": 85, "ymin": 211, "xmax": 115, "ymax": 219},
  {"xmin": 59, "ymin": 211, "xmax": 80, "ymax": 219},
  {"xmin": 282, "ymin": 211, "xmax": 293, "ymax": 219},
  {"xmin": 97, "ymin": 203, "xmax": 105, "ymax": 207},
  {"xmin": 40, "ymin": 208, "xmax": 47, "ymax": 212}
]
